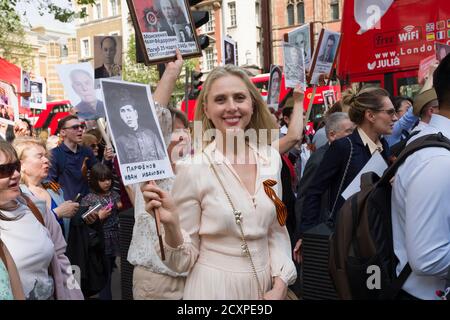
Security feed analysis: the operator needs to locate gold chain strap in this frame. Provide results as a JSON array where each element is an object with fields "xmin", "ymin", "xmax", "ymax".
[{"xmin": 203, "ymin": 152, "xmax": 264, "ymax": 300}]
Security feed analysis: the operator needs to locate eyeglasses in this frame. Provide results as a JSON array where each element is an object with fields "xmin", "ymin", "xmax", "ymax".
[
  {"xmin": 63, "ymin": 124, "xmax": 86, "ymax": 131},
  {"xmin": 90, "ymin": 144, "xmax": 99, "ymax": 149},
  {"xmin": 0, "ymin": 161, "xmax": 21, "ymax": 179},
  {"xmin": 377, "ymin": 109, "xmax": 397, "ymax": 116}
]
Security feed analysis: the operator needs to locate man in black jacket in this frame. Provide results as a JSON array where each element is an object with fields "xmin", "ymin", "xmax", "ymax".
[{"xmin": 293, "ymin": 112, "xmax": 355, "ymax": 263}]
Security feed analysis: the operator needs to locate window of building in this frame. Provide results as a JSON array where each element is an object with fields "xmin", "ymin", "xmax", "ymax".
[
  {"xmin": 257, "ymin": 42, "xmax": 262, "ymax": 67},
  {"xmin": 205, "ymin": 48, "xmax": 214, "ymax": 70},
  {"xmin": 229, "ymin": 2, "xmax": 236, "ymax": 27},
  {"xmin": 287, "ymin": 4, "xmax": 294, "ymax": 26},
  {"xmin": 297, "ymin": 1, "xmax": 304, "ymax": 24},
  {"xmin": 95, "ymin": 3, "xmax": 102, "ymax": 19},
  {"xmin": 205, "ymin": 8, "xmax": 215, "ymax": 32},
  {"xmin": 81, "ymin": 38, "xmax": 90, "ymax": 58},
  {"xmin": 255, "ymin": 2, "xmax": 261, "ymax": 27},
  {"xmin": 109, "ymin": 0, "xmax": 119, "ymax": 16},
  {"xmin": 60, "ymin": 44, "xmax": 68, "ymax": 57},
  {"xmin": 330, "ymin": 0, "xmax": 340, "ymax": 21}
]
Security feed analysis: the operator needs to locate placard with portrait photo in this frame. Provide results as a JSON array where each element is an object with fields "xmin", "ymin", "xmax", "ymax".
[
  {"xmin": 94, "ymin": 36, "xmax": 123, "ymax": 88},
  {"xmin": 286, "ymin": 23, "xmax": 313, "ymax": 69},
  {"xmin": 283, "ymin": 43, "xmax": 306, "ymax": 90},
  {"xmin": 100, "ymin": 79, "xmax": 173, "ymax": 185},
  {"xmin": 56, "ymin": 63, "xmax": 105, "ymax": 120},
  {"xmin": 29, "ymin": 77, "xmax": 46, "ymax": 110},
  {"xmin": 435, "ymin": 42, "xmax": 450, "ymax": 62},
  {"xmin": 0, "ymin": 81, "xmax": 19, "ymax": 126},
  {"xmin": 223, "ymin": 36, "xmax": 237, "ymax": 65},
  {"xmin": 21, "ymin": 70, "xmax": 31, "ymax": 108},
  {"xmin": 322, "ymin": 89, "xmax": 336, "ymax": 110},
  {"xmin": 267, "ymin": 65, "xmax": 283, "ymax": 110},
  {"xmin": 126, "ymin": 0, "xmax": 202, "ymax": 65},
  {"xmin": 309, "ymin": 29, "xmax": 341, "ymax": 85}
]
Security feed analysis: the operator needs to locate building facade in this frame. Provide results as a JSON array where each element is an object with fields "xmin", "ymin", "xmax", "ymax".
[
  {"xmin": 25, "ymin": 27, "xmax": 78, "ymax": 101},
  {"xmin": 194, "ymin": 0, "xmax": 265, "ymax": 76},
  {"xmin": 75, "ymin": 0, "xmax": 123, "ymax": 62},
  {"xmin": 271, "ymin": 0, "xmax": 343, "ymax": 66}
]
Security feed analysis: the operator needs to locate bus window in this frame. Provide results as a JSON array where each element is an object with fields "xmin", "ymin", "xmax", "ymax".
[{"xmin": 397, "ymin": 77, "xmax": 421, "ymax": 98}]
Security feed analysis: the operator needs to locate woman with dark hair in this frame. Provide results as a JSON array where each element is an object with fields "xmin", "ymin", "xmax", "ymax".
[
  {"xmin": 300, "ymin": 86, "xmax": 397, "ymax": 237},
  {"xmin": 80, "ymin": 163, "xmax": 122, "ymax": 300}
]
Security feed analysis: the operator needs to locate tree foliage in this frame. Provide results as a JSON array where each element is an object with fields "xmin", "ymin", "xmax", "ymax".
[{"xmin": 0, "ymin": 2, "xmax": 33, "ymax": 69}]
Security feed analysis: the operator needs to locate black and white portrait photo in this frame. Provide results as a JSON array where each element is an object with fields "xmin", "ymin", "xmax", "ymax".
[
  {"xmin": 21, "ymin": 70, "xmax": 31, "ymax": 108},
  {"xmin": 267, "ymin": 65, "xmax": 283, "ymax": 109},
  {"xmin": 94, "ymin": 36, "xmax": 123, "ymax": 86},
  {"xmin": 127, "ymin": 0, "xmax": 201, "ymax": 64},
  {"xmin": 56, "ymin": 63, "xmax": 106, "ymax": 120},
  {"xmin": 29, "ymin": 77, "xmax": 46, "ymax": 109},
  {"xmin": 223, "ymin": 36, "xmax": 236, "ymax": 65},
  {"xmin": 283, "ymin": 43, "xmax": 306, "ymax": 89},
  {"xmin": 322, "ymin": 89, "xmax": 336, "ymax": 109},
  {"xmin": 287, "ymin": 23, "xmax": 313, "ymax": 68},
  {"xmin": 100, "ymin": 79, "xmax": 173, "ymax": 185},
  {"xmin": 309, "ymin": 29, "xmax": 341, "ymax": 85}
]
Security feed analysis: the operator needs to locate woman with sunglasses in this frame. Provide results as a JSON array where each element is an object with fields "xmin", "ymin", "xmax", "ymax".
[
  {"xmin": 299, "ymin": 86, "xmax": 398, "ymax": 237},
  {"xmin": 13, "ymin": 137, "xmax": 80, "ymax": 241},
  {"xmin": 0, "ymin": 140, "xmax": 83, "ymax": 299}
]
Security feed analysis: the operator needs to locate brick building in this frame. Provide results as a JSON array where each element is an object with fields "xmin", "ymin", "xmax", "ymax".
[{"xmin": 271, "ymin": 0, "xmax": 343, "ymax": 66}]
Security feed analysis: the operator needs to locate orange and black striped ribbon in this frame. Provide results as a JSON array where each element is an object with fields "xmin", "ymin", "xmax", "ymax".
[
  {"xmin": 263, "ymin": 179, "xmax": 287, "ymax": 226},
  {"xmin": 41, "ymin": 181, "xmax": 61, "ymax": 194}
]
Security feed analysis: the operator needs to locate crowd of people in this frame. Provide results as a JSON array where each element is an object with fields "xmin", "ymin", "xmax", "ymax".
[{"xmin": 0, "ymin": 49, "xmax": 449, "ymax": 301}]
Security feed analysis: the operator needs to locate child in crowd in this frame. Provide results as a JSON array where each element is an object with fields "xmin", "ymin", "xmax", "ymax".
[{"xmin": 80, "ymin": 163, "xmax": 122, "ymax": 300}]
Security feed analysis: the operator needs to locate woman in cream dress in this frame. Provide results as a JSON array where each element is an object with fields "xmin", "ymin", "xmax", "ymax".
[{"xmin": 141, "ymin": 65, "xmax": 296, "ymax": 300}]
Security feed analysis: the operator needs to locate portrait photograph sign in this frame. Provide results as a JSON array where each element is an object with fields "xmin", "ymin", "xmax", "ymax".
[
  {"xmin": 283, "ymin": 43, "xmax": 306, "ymax": 90},
  {"xmin": 126, "ymin": 0, "xmax": 202, "ymax": 65},
  {"xmin": 309, "ymin": 29, "xmax": 341, "ymax": 85},
  {"xmin": 29, "ymin": 77, "xmax": 46, "ymax": 110},
  {"xmin": 266, "ymin": 65, "xmax": 283, "ymax": 110},
  {"xmin": 322, "ymin": 89, "xmax": 336, "ymax": 109},
  {"xmin": 100, "ymin": 79, "xmax": 173, "ymax": 185},
  {"xmin": 56, "ymin": 62, "xmax": 105, "ymax": 120},
  {"xmin": 21, "ymin": 69, "xmax": 31, "ymax": 108},
  {"xmin": 435, "ymin": 42, "xmax": 450, "ymax": 62},
  {"xmin": 94, "ymin": 36, "xmax": 123, "ymax": 88},
  {"xmin": 286, "ymin": 23, "xmax": 313, "ymax": 69},
  {"xmin": 0, "ymin": 81, "xmax": 19, "ymax": 126},
  {"xmin": 223, "ymin": 36, "xmax": 237, "ymax": 65}
]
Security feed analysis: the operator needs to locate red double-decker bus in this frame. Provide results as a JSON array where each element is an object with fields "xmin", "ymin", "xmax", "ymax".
[{"xmin": 32, "ymin": 100, "xmax": 72, "ymax": 135}]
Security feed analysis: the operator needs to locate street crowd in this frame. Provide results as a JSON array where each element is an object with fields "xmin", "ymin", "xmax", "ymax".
[{"xmin": 0, "ymin": 50, "xmax": 449, "ymax": 301}]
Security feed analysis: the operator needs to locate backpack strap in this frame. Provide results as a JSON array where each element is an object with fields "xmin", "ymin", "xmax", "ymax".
[
  {"xmin": 379, "ymin": 133, "xmax": 450, "ymax": 185},
  {"xmin": 384, "ymin": 263, "xmax": 412, "ymax": 299},
  {"xmin": 22, "ymin": 194, "xmax": 45, "ymax": 226}
]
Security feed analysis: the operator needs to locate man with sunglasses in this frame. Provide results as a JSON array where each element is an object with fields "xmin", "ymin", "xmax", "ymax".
[{"xmin": 48, "ymin": 115, "xmax": 98, "ymax": 202}]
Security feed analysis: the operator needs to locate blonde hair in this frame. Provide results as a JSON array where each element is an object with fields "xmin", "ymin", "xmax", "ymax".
[
  {"xmin": 194, "ymin": 65, "xmax": 277, "ymax": 147},
  {"xmin": 342, "ymin": 86, "xmax": 390, "ymax": 125},
  {"xmin": 12, "ymin": 137, "xmax": 48, "ymax": 185},
  {"xmin": 82, "ymin": 133, "xmax": 98, "ymax": 148}
]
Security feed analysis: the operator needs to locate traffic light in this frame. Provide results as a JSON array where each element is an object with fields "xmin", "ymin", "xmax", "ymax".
[
  {"xmin": 189, "ymin": 70, "xmax": 203, "ymax": 99},
  {"xmin": 189, "ymin": 0, "xmax": 210, "ymax": 50}
]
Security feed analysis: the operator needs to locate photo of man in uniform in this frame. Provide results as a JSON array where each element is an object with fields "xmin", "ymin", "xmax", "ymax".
[
  {"xmin": 95, "ymin": 36, "xmax": 122, "ymax": 80},
  {"xmin": 114, "ymin": 99, "xmax": 166, "ymax": 163},
  {"xmin": 318, "ymin": 34, "xmax": 337, "ymax": 63}
]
